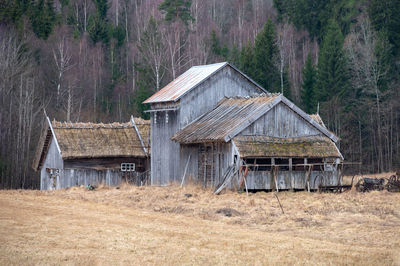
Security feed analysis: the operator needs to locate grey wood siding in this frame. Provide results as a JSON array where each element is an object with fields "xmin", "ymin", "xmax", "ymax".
[
  {"xmin": 64, "ymin": 157, "xmax": 147, "ymax": 172},
  {"xmin": 150, "ymin": 65, "xmax": 263, "ymax": 186},
  {"xmin": 40, "ymin": 137, "xmax": 63, "ymax": 190},
  {"xmin": 245, "ymin": 170, "xmax": 340, "ymax": 190},
  {"xmin": 61, "ymin": 169, "xmax": 122, "ymax": 188},
  {"xmin": 180, "ymin": 142, "xmax": 234, "ymax": 187},
  {"xmin": 240, "ymin": 102, "xmax": 322, "ymax": 137},
  {"xmin": 179, "ymin": 66, "xmax": 263, "ymax": 128},
  {"xmin": 150, "ymin": 109, "xmax": 180, "ymax": 185}
]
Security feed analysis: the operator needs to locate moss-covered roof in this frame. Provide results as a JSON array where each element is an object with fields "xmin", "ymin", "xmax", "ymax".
[
  {"xmin": 233, "ymin": 135, "xmax": 342, "ymax": 158},
  {"xmin": 32, "ymin": 118, "xmax": 150, "ymax": 171}
]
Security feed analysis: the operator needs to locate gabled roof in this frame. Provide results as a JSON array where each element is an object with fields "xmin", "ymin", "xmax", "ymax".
[
  {"xmin": 143, "ymin": 62, "xmax": 265, "ymax": 104},
  {"xmin": 33, "ymin": 117, "xmax": 150, "ymax": 171},
  {"xmin": 233, "ymin": 135, "xmax": 343, "ymax": 159},
  {"xmin": 171, "ymin": 94, "xmax": 339, "ymax": 144}
]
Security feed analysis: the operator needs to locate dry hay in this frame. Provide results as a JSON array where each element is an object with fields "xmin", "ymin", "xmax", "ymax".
[{"xmin": 0, "ymin": 183, "xmax": 399, "ymax": 265}]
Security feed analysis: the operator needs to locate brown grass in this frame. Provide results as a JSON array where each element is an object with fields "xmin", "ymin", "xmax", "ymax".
[{"xmin": 0, "ymin": 184, "xmax": 399, "ymax": 265}]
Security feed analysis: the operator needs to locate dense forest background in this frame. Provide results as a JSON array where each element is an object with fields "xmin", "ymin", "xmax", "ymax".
[{"xmin": 0, "ymin": 0, "xmax": 399, "ymax": 188}]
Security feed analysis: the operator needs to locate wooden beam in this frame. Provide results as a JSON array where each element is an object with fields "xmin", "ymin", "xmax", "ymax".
[
  {"xmin": 181, "ymin": 154, "xmax": 191, "ymax": 187},
  {"xmin": 47, "ymin": 116, "xmax": 61, "ymax": 155},
  {"xmin": 131, "ymin": 116, "xmax": 147, "ymax": 155}
]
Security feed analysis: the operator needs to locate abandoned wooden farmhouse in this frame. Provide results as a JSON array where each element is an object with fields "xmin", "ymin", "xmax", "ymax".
[
  {"xmin": 143, "ymin": 62, "xmax": 266, "ymax": 185},
  {"xmin": 145, "ymin": 62, "xmax": 344, "ymax": 191},
  {"xmin": 33, "ymin": 116, "xmax": 150, "ymax": 190}
]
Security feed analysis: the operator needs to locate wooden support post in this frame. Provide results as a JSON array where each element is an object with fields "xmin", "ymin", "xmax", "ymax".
[
  {"xmin": 211, "ymin": 143, "xmax": 214, "ymax": 188},
  {"xmin": 274, "ymin": 166, "xmax": 279, "ymax": 192},
  {"xmin": 271, "ymin": 158, "xmax": 276, "ymax": 191},
  {"xmin": 181, "ymin": 154, "xmax": 191, "ymax": 187},
  {"xmin": 306, "ymin": 165, "xmax": 312, "ymax": 192},
  {"xmin": 289, "ymin": 158, "xmax": 293, "ymax": 190}
]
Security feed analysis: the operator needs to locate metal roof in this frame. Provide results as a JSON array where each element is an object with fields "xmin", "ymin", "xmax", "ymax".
[
  {"xmin": 143, "ymin": 62, "xmax": 265, "ymax": 104},
  {"xmin": 172, "ymin": 94, "xmax": 339, "ymax": 144},
  {"xmin": 171, "ymin": 94, "xmax": 280, "ymax": 143}
]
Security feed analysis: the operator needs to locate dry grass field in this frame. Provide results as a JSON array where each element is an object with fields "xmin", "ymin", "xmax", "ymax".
[{"xmin": 0, "ymin": 175, "xmax": 399, "ymax": 265}]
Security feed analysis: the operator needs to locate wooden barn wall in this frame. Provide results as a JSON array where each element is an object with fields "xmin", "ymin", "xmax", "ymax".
[
  {"xmin": 179, "ymin": 66, "xmax": 263, "ymax": 128},
  {"xmin": 60, "ymin": 169, "xmax": 122, "ymax": 188},
  {"xmin": 244, "ymin": 170, "xmax": 340, "ymax": 190},
  {"xmin": 150, "ymin": 66, "xmax": 263, "ymax": 186},
  {"xmin": 150, "ymin": 109, "xmax": 180, "ymax": 185},
  {"xmin": 40, "ymin": 136, "xmax": 63, "ymax": 190},
  {"xmin": 179, "ymin": 144, "xmax": 199, "ymax": 184},
  {"xmin": 64, "ymin": 157, "xmax": 148, "ymax": 172},
  {"xmin": 180, "ymin": 142, "xmax": 234, "ymax": 187},
  {"xmin": 240, "ymin": 102, "xmax": 322, "ymax": 137}
]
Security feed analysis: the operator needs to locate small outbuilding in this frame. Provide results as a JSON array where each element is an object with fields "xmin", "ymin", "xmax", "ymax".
[
  {"xmin": 33, "ymin": 116, "xmax": 150, "ymax": 190},
  {"xmin": 172, "ymin": 94, "xmax": 343, "ymax": 191}
]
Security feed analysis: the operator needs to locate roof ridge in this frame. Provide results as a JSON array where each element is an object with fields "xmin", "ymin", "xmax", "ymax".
[{"xmin": 226, "ymin": 93, "xmax": 280, "ymax": 100}]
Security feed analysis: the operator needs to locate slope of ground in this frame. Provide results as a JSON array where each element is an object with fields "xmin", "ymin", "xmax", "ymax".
[{"xmin": 0, "ymin": 184, "xmax": 399, "ymax": 265}]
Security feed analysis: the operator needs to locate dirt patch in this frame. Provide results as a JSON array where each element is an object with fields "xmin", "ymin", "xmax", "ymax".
[{"xmin": 216, "ymin": 207, "xmax": 242, "ymax": 217}]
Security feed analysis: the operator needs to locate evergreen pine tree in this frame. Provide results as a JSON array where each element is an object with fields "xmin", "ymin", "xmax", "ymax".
[
  {"xmin": 253, "ymin": 19, "xmax": 280, "ymax": 92},
  {"xmin": 210, "ymin": 30, "xmax": 221, "ymax": 56},
  {"xmin": 239, "ymin": 41, "xmax": 255, "ymax": 77},
  {"xmin": 368, "ymin": 0, "xmax": 400, "ymax": 57},
  {"xmin": 229, "ymin": 45, "xmax": 240, "ymax": 66},
  {"xmin": 282, "ymin": 65, "xmax": 292, "ymax": 100},
  {"xmin": 301, "ymin": 53, "xmax": 317, "ymax": 113},
  {"xmin": 316, "ymin": 19, "xmax": 349, "ymax": 102},
  {"xmin": 30, "ymin": 0, "xmax": 56, "ymax": 40},
  {"xmin": 158, "ymin": 0, "xmax": 193, "ymax": 24}
]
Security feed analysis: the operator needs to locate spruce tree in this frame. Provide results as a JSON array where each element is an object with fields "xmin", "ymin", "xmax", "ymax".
[
  {"xmin": 316, "ymin": 19, "xmax": 349, "ymax": 102},
  {"xmin": 158, "ymin": 0, "xmax": 193, "ymax": 24},
  {"xmin": 239, "ymin": 41, "xmax": 255, "ymax": 78},
  {"xmin": 30, "ymin": 0, "xmax": 56, "ymax": 40},
  {"xmin": 368, "ymin": 0, "xmax": 400, "ymax": 57},
  {"xmin": 229, "ymin": 45, "xmax": 240, "ymax": 67},
  {"xmin": 253, "ymin": 19, "xmax": 280, "ymax": 92},
  {"xmin": 301, "ymin": 53, "xmax": 317, "ymax": 113},
  {"xmin": 282, "ymin": 65, "xmax": 292, "ymax": 100}
]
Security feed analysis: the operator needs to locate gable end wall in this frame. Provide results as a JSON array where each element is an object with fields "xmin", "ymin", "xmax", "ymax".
[
  {"xmin": 240, "ymin": 102, "xmax": 323, "ymax": 137},
  {"xmin": 40, "ymin": 136, "xmax": 64, "ymax": 190},
  {"xmin": 179, "ymin": 66, "xmax": 264, "ymax": 128}
]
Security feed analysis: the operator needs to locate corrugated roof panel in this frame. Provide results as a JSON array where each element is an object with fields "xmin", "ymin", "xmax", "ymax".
[
  {"xmin": 171, "ymin": 94, "xmax": 280, "ymax": 143},
  {"xmin": 143, "ymin": 62, "xmax": 228, "ymax": 104}
]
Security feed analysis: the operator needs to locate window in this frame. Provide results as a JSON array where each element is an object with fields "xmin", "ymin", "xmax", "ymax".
[
  {"xmin": 293, "ymin": 158, "xmax": 305, "ymax": 171},
  {"xmin": 243, "ymin": 158, "xmax": 271, "ymax": 171},
  {"xmin": 257, "ymin": 158, "xmax": 271, "ymax": 171},
  {"xmin": 244, "ymin": 158, "xmax": 255, "ymax": 170},
  {"xmin": 121, "ymin": 163, "xmax": 135, "ymax": 172},
  {"xmin": 275, "ymin": 158, "xmax": 289, "ymax": 171},
  {"xmin": 308, "ymin": 158, "xmax": 323, "ymax": 171}
]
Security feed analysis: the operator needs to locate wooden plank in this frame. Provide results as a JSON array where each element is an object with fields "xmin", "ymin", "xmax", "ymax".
[{"xmin": 180, "ymin": 154, "xmax": 191, "ymax": 187}]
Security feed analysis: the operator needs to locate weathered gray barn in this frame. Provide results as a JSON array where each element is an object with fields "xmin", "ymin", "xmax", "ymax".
[
  {"xmin": 172, "ymin": 94, "xmax": 343, "ymax": 190},
  {"xmin": 143, "ymin": 62, "xmax": 266, "ymax": 185},
  {"xmin": 33, "ymin": 116, "xmax": 150, "ymax": 190}
]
